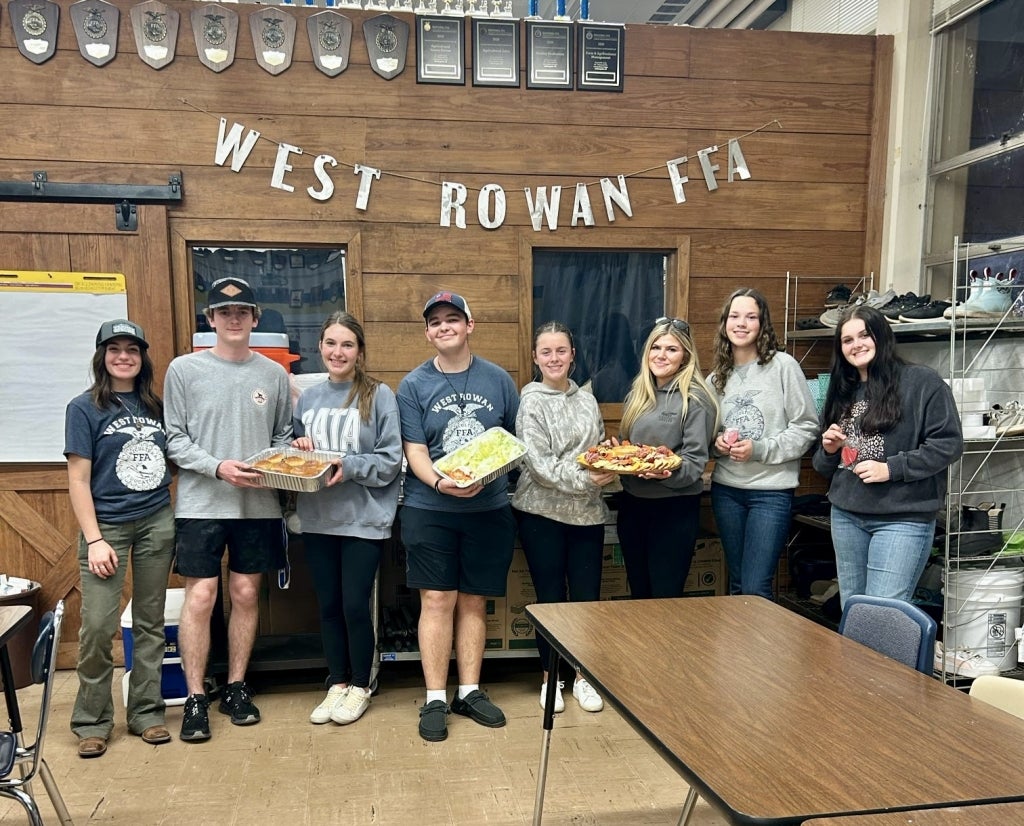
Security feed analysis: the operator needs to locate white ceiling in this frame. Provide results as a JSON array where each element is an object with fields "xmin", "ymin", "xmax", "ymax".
[{"xmin": 513, "ymin": 0, "xmax": 786, "ymax": 29}]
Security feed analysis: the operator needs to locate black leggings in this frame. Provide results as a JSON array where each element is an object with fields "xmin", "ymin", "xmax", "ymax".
[
  {"xmin": 616, "ymin": 493, "xmax": 700, "ymax": 599},
  {"xmin": 303, "ymin": 533, "xmax": 381, "ymax": 688},
  {"xmin": 515, "ymin": 510, "xmax": 603, "ymax": 680}
]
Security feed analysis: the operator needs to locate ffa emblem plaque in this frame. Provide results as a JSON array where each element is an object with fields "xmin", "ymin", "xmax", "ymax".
[
  {"xmin": 306, "ymin": 10, "xmax": 352, "ymax": 78},
  {"xmin": 191, "ymin": 3, "xmax": 238, "ymax": 73},
  {"xmin": 130, "ymin": 0, "xmax": 179, "ymax": 70},
  {"xmin": 363, "ymin": 13, "xmax": 409, "ymax": 81},
  {"xmin": 9, "ymin": 0, "xmax": 60, "ymax": 65},
  {"xmin": 70, "ymin": 0, "xmax": 120, "ymax": 67},
  {"xmin": 250, "ymin": 7, "xmax": 296, "ymax": 76}
]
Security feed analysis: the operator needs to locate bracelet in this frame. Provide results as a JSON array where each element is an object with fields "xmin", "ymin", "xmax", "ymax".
[
  {"xmin": 434, "ymin": 479, "xmax": 443, "ymax": 494},
  {"xmin": 87, "ymin": 538, "xmax": 103, "ymax": 546}
]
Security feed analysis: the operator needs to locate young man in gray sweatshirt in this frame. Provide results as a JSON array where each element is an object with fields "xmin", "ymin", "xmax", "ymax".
[{"xmin": 164, "ymin": 277, "xmax": 293, "ymax": 742}]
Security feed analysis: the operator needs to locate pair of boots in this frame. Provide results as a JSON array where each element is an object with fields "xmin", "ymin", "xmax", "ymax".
[{"xmin": 945, "ymin": 502, "xmax": 1005, "ymax": 558}]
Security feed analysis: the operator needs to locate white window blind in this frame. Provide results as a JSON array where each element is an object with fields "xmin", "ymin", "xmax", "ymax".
[{"xmin": 786, "ymin": 0, "xmax": 878, "ymax": 34}]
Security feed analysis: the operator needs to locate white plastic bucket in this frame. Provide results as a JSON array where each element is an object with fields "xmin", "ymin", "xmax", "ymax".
[{"xmin": 944, "ymin": 569, "xmax": 1024, "ymax": 671}]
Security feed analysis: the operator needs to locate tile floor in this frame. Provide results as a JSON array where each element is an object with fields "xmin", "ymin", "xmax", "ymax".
[{"xmin": 2, "ymin": 660, "xmax": 730, "ymax": 825}]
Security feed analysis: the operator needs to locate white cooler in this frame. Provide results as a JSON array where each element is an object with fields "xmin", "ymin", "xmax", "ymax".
[{"xmin": 121, "ymin": 588, "xmax": 187, "ymax": 707}]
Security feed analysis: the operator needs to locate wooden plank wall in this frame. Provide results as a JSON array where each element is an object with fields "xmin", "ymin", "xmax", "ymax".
[{"xmin": 0, "ymin": 1, "xmax": 889, "ymax": 660}]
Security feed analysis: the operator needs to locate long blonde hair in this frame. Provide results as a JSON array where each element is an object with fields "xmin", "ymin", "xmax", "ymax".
[{"xmin": 621, "ymin": 319, "xmax": 719, "ymax": 437}]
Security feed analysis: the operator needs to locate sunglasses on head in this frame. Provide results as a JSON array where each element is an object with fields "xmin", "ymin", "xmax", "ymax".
[{"xmin": 655, "ymin": 317, "xmax": 690, "ymax": 335}]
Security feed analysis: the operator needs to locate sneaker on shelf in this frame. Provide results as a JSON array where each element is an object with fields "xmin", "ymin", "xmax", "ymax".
[
  {"xmin": 180, "ymin": 693, "xmax": 212, "ymax": 742},
  {"xmin": 823, "ymin": 283, "xmax": 852, "ymax": 307},
  {"xmin": 879, "ymin": 292, "xmax": 924, "ymax": 323},
  {"xmin": 863, "ymin": 288, "xmax": 898, "ymax": 310},
  {"xmin": 934, "ymin": 642, "xmax": 1000, "ymax": 678},
  {"xmin": 330, "ymin": 685, "xmax": 371, "ymax": 725},
  {"xmin": 819, "ymin": 290, "xmax": 893, "ymax": 328},
  {"xmin": 946, "ymin": 272, "xmax": 1011, "ymax": 318},
  {"xmin": 899, "ymin": 299, "xmax": 952, "ymax": 323},
  {"xmin": 945, "ymin": 271, "xmax": 983, "ymax": 318},
  {"xmin": 310, "ymin": 684, "xmax": 349, "ymax": 725},
  {"xmin": 219, "ymin": 680, "xmax": 261, "ymax": 726},
  {"xmin": 573, "ymin": 678, "xmax": 604, "ymax": 712},
  {"xmin": 539, "ymin": 680, "xmax": 565, "ymax": 712},
  {"xmin": 451, "ymin": 689, "xmax": 506, "ymax": 728},
  {"xmin": 992, "ymin": 401, "xmax": 1024, "ymax": 438}
]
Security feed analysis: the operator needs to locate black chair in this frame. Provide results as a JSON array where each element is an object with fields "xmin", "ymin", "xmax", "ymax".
[
  {"xmin": 838, "ymin": 594, "xmax": 937, "ymax": 675},
  {"xmin": 0, "ymin": 600, "xmax": 74, "ymax": 825}
]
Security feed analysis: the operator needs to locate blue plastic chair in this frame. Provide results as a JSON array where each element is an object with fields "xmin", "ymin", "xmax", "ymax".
[{"xmin": 838, "ymin": 594, "xmax": 937, "ymax": 675}]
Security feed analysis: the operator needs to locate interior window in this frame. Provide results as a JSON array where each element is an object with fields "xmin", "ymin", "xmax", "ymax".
[
  {"xmin": 531, "ymin": 250, "xmax": 667, "ymax": 403},
  {"xmin": 191, "ymin": 246, "xmax": 345, "ymax": 374}
]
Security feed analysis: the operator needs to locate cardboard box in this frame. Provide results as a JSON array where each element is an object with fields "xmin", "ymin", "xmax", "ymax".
[{"xmin": 485, "ymin": 597, "xmax": 506, "ymax": 650}]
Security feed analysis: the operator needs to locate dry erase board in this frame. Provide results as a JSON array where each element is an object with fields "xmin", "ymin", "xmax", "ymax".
[{"xmin": 0, "ymin": 271, "xmax": 129, "ymax": 463}]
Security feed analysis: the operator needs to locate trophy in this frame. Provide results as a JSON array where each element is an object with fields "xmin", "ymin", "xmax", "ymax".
[
  {"xmin": 414, "ymin": 0, "xmax": 437, "ymax": 12},
  {"xmin": 440, "ymin": 0, "xmax": 464, "ymax": 15},
  {"xmin": 390, "ymin": 0, "xmax": 414, "ymax": 10},
  {"xmin": 490, "ymin": 0, "xmax": 512, "ymax": 17}
]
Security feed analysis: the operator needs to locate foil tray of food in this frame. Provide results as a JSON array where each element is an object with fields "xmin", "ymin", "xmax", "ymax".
[
  {"xmin": 433, "ymin": 427, "xmax": 528, "ymax": 488},
  {"xmin": 245, "ymin": 447, "xmax": 344, "ymax": 493},
  {"xmin": 576, "ymin": 441, "xmax": 681, "ymax": 475}
]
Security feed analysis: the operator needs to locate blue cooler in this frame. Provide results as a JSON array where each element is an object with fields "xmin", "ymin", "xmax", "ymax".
[{"xmin": 121, "ymin": 588, "xmax": 187, "ymax": 706}]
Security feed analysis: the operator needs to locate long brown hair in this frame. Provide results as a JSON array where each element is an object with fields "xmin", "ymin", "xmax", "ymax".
[
  {"xmin": 319, "ymin": 311, "xmax": 380, "ymax": 423},
  {"xmin": 710, "ymin": 288, "xmax": 780, "ymax": 394},
  {"xmin": 89, "ymin": 343, "xmax": 163, "ymax": 419}
]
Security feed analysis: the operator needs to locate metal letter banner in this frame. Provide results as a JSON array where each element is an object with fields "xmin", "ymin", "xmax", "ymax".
[
  {"xmin": 250, "ymin": 7, "xmax": 296, "ymax": 76},
  {"xmin": 9, "ymin": 0, "xmax": 60, "ymax": 64},
  {"xmin": 191, "ymin": 3, "xmax": 238, "ymax": 73},
  {"xmin": 70, "ymin": 0, "xmax": 119, "ymax": 67},
  {"xmin": 307, "ymin": 10, "xmax": 352, "ymax": 77},
  {"xmin": 130, "ymin": 0, "xmax": 179, "ymax": 70},
  {"xmin": 364, "ymin": 13, "xmax": 409, "ymax": 81}
]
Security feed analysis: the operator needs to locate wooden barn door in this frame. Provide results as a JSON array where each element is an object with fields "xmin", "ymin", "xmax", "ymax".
[{"xmin": 0, "ymin": 202, "xmax": 174, "ymax": 667}]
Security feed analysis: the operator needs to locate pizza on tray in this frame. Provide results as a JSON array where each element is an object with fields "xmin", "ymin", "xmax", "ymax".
[{"xmin": 576, "ymin": 441, "xmax": 682, "ymax": 475}]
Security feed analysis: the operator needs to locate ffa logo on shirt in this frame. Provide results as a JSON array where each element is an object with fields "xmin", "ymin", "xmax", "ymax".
[{"xmin": 252, "ymin": 389, "xmax": 269, "ymax": 406}]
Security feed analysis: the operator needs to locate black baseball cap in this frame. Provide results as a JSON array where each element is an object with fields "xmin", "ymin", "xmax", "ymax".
[
  {"xmin": 206, "ymin": 277, "xmax": 258, "ymax": 311},
  {"xmin": 96, "ymin": 319, "xmax": 148, "ymax": 349},
  {"xmin": 422, "ymin": 291, "xmax": 473, "ymax": 321}
]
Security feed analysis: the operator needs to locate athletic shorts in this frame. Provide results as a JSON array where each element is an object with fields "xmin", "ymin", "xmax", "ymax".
[
  {"xmin": 174, "ymin": 518, "xmax": 286, "ymax": 578},
  {"xmin": 400, "ymin": 505, "xmax": 515, "ymax": 596}
]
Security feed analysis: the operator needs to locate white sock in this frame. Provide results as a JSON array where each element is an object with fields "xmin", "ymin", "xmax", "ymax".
[
  {"xmin": 458, "ymin": 684, "xmax": 479, "ymax": 700},
  {"xmin": 426, "ymin": 689, "xmax": 447, "ymax": 705}
]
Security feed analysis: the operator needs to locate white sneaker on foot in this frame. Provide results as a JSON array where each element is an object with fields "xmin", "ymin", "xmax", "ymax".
[
  {"xmin": 310, "ymin": 685, "xmax": 348, "ymax": 724},
  {"xmin": 573, "ymin": 678, "xmax": 604, "ymax": 712},
  {"xmin": 539, "ymin": 681, "xmax": 565, "ymax": 712},
  {"xmin": 331, "ymin": 685, "xmax": 371, "ymax": 725}
]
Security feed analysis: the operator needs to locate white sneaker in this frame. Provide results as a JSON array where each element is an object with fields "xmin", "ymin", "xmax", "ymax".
[
  {"xmin": 573, "ymin": 678, "xmax": 604, "ymax": 712},
  {"xmin": 310, "ymin": 685, "xmax": 348, "ymax": 724},
  {"xmin": 330, "ymin": 685, "xmax": 371, "ymax": 725},
  {"xmin": 934, "ymin": 643, "xmax": 1000, "ymax": 678},
  {"xmin": 539, "ymin": 681, "xmax": 565, "ymax": 712}
]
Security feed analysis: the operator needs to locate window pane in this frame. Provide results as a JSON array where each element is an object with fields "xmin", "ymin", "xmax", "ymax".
[
  {"xmin": 191, "ymin": 246, "xmax": 345, "ymax": 375},
  {"xmin": 932, "ymin": 0, "xmax": 1024, "ymax": 162},
  {"xmin": 929, "ymin": 145, "xmax": 1024, "ymax": 252},
  {"xmin": 531, "ymin": 250, "xmax": 666, "ymax": 403}
]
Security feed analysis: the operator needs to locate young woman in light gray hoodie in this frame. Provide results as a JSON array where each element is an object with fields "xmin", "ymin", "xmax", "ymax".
[
  {"xmin": 512, "ymin": 322, "xmax": 615, "ymax": 714},
  {"xmin": 292, "ymin": 311, "xmax": 403, "ymax": 727}
]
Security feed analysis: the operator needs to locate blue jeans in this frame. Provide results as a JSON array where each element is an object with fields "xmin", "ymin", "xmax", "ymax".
[
  {"xmin": 829, "ymin": 505, "xmax": 935, "ymax": 609},
  {"xmin": 711, "ymin": 483, "xmax": 793, "ymax": 600}
]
